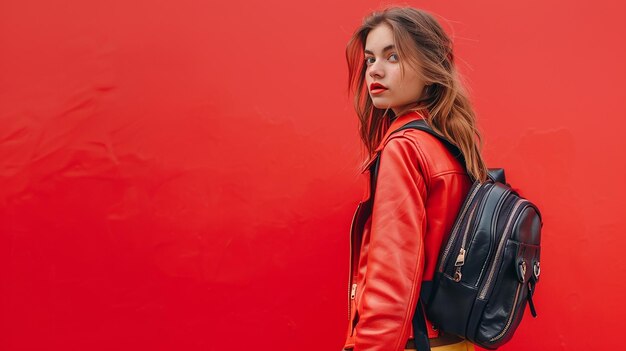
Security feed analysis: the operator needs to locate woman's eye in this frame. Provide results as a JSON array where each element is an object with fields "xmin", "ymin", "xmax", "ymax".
[{"xmin": 365, "ymin": 54, "xmax": 398, "ymax": 65}]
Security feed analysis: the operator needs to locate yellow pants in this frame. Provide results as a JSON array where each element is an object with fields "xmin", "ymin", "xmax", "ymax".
[{"xmin": 405, "ymin": 339, "xmax": 475, "ymax": 351}]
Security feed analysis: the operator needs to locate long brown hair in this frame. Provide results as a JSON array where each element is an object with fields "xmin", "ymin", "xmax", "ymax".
[{"xmin": 346, "ymin": 6, "xmax": 488, "ymax": 182}]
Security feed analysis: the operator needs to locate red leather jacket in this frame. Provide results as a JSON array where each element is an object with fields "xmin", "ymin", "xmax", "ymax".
[{"xmin": 342, "ymin": 111, "xmax": 473, "ymax": 351}]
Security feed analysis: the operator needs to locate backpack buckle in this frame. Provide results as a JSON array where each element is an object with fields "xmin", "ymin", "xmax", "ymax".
[
  {"xmin": 533, "ymin": 261, "xmax": 541, "ymax": 281},
  {"xmin": 517, "ymin": 259, "xmax": 527, "ymax": 283}
]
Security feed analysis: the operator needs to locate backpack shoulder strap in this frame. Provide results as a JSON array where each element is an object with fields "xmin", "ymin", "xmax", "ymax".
[
  {"xmin": 396, "ymin": 119, "xmax": 467, "ymax": 169},
  {"xmin": 369, "ymin": 119, "xmax": 470, "ymax": 201},
  {"xmin": 370, "ymin": 119, "xmax": 507, "ymax": 186}
]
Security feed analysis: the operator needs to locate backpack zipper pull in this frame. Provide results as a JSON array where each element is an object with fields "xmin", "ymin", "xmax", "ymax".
[
  {"xmin": 453, "ymin": 248, "xmax": 466, "ymax": 282},
  {"xmin": 350, "ymin": 283, "xmax": 357, "ymax": 299},
  {"xmin": 454, "ymin": 248, "xmax": 466, "ymax": 266}
]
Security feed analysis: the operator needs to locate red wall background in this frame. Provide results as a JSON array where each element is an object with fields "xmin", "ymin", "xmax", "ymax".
[{"xmin": 1, "ymin": 0, "xmax": 625, "ymax": 350}]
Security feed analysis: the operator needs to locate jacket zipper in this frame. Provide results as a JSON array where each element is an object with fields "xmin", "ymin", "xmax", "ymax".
[
  {"xmin": 438, "ymin": 182, "xmax": 482, "ymax": 272},
  {"xmin": 348, "ymin": 202, "xmax": 362, "ymax": 330},
  {"xmin": 489, "ymin": 281, "xmax": 522, "ymax": 342},
  {"xmin": 478, "ymin": 199, "xmax": 528, "ymax": 299}
]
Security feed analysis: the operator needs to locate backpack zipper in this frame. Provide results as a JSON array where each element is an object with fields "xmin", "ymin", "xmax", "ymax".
[
  {"xmin": 466, "ymin": 189, "xmax": 511, "ymax": 287},
  {"xmin": 452, "ymin": 204, "xmax": 479, "ymax": 281},
  {"xmin": 478, "ymin": 199, "xmax": 528, "ymax": 299},
  {"xmin": 452, "ymin": 184, "xmax": 507, "ymax": 282},
  {"xmin": 438, "ymin": 182, "xmax": 482, "ymax": 273},
  {"xmin": 489, "ymin": 281, "xmax": 523, "ymax": 342},
  {"xmin": 474, "ymin": 195, "xmax": 517, "ymax": 285}
]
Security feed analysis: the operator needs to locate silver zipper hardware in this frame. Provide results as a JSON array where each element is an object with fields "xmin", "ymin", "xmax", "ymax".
[
  {"xmin": 479, "ymin": 199, "xmax": 528, "ymax": 299},
  {"xmin": 347, "ymin": 203, "xmax": 361, "ymax": 323},
  {"xmin": 451, "ymin": 199, "xmax": 480, "ymax": 283},
  {"xmin": 350, "ymin": 283, "xmax": 357, "ymax": 299},
  {"xmin": 453, "ymin": 269, "xmax": 462, "ymax": 282},
  {"xmin": 533, "ymin": 261, "xmax": 541, "ymax": 281},
  {"xmin": 452, "ymin": 247, "xmax": 466, "ymax": 282},
  {"xmin": 438, "ymin": 183, "xmax": 482, "ymax": 272},
  {"xmin": 455, "ymin": 248, "xmax": 466, "ymax": 266}
]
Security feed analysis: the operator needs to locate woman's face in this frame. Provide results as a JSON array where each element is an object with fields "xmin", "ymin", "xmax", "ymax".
[{"xmin": 364, "ymin": 24, "xmax": 427, "ymax": 115}]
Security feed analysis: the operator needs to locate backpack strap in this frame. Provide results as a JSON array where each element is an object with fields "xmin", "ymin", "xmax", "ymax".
[
  {"xmin": 392, "ymin": 120, "xmax": 507, "ymax": 183},
  {"xmin": 369, "ymin": 119, "xmax": 468, "ymax": 202},
  {"xmin": 410, "ymin": 280, "xmax": 436, "ymax": 351},
  {"xmin": 399, "ymin": 120, "xmax": 468, "ymax": 170},
  {"xmin": 412, "ymin": 296, "xmax": 432, "ymax": 351},
  {"xmin": 370, "ymin": 119, "xmax": 507, "ymax": 202}
]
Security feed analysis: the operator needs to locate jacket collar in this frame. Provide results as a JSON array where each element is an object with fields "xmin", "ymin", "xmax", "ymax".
[
  {"xmin": 361, "ymin": 110, "xmax": 427, "ymax": 172},
  {"xmin": 374, "ymin": 110, "xmax": 426, "ymax": 153}
]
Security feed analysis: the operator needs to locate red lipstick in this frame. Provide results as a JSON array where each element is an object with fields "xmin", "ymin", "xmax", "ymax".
[{"xmin": 370, "ymin": 82, "xmax": 388, "ymax": 95}]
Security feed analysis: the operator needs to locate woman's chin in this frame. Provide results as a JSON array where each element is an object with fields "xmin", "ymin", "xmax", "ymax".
[{"xmin": 372, "ymin": 102, "xmax": 392, "ymax": 110}]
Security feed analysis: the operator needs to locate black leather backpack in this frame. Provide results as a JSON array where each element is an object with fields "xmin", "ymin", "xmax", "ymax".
[{"xmin": 368, "ymin": 119, "xmax": 543, "ymax": 350}]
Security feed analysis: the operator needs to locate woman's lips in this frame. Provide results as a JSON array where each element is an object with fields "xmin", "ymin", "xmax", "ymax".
[{"xmin": 370, "ymin": 87, "xmax": 387, "ymax": 95}]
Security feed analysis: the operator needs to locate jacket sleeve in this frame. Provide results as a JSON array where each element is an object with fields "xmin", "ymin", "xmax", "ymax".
[{"xmin": 354, "ymin": 135, "xmax": 428, "ymax": 351}]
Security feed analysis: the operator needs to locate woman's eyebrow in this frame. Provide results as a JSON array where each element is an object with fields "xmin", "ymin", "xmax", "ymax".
[{"xmin": 364, "ymin": 44, "xmax": 395, "ymax": 55}]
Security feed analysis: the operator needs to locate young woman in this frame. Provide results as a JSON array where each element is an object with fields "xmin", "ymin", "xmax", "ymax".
[{"xmin": 342, "ymin": 6, "xmax": 489, "ymax": 351}]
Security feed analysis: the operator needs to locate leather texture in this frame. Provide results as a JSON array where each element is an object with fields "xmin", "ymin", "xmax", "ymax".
[{"xmin": 343, "ymin": 110, "xmax": 473, "ymax": 351}]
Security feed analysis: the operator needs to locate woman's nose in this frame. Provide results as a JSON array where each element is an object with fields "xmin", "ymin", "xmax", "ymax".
[{"xmin": 369, "ymin": 62, "xmax": 384, "ymax": 78}]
